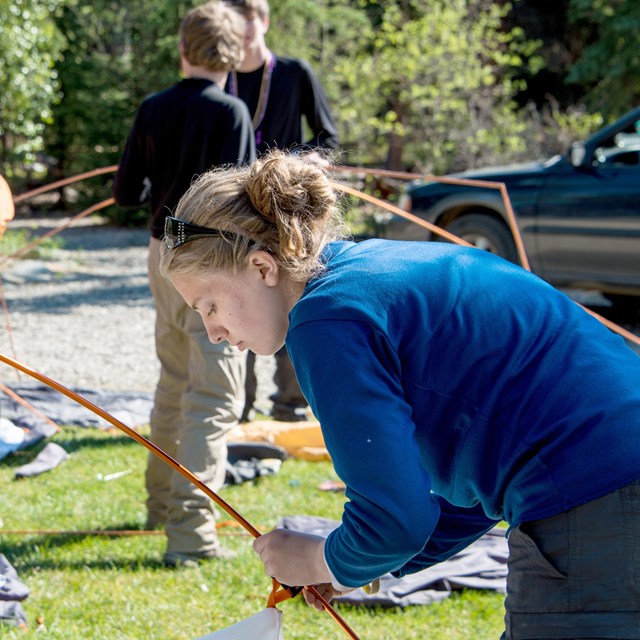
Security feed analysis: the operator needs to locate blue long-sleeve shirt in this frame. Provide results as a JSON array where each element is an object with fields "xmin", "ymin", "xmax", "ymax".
[{"xmin": 286, "ymin": 239, "xmax": 640, "ymax": 587}]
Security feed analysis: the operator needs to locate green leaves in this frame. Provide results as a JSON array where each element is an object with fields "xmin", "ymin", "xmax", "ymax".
[
  {"xmin": 332, "ymin": 0, "xmax": 542, "ymax": 172},
  {"xmin": 567, "ymin": 0, "xmax": 640, "ymax": 117},
  {"xmin": 2, "ymin": 0, "xmax": 628, "ymax": 195},
  {"xmin": 0, "ymin": 0, "xmax": 64, "ymax": 175}
]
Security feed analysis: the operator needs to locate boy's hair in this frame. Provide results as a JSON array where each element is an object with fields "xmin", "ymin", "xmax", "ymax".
[
  {"xmin": 179, "ymin": 1, "xmax": 245, "ymax": 72},
  {"xmin": 224, "ymin": 0, "xmax": 270, "ymax": 20}
]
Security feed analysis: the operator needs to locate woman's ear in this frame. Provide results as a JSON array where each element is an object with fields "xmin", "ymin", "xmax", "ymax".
[{"xmin": 248, "ymin": 250, "xmax": 279, "ymax": 286}]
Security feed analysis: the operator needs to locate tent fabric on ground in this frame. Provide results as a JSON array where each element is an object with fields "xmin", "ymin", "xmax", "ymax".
[
  {"xmin": 0, "ymin": 415, "xmax": 58, "ymax": 461},
  {"xmin": 228, "ymin": 419, "xmax": 329, "ymax": 460},
  {"xmin": 225, "ymin": 442, "xmax": 288, "ymax": 486},
  {"xmin": 0, "ymin": 383, "xmax": 287, "ymax": 483},
  {"xmin": 14, "ymin": 441, "xmax": 68, "ymax": 478},
  {"xmin": 278, "ymin": 515, "xmax": 508, "ymax": 607},
  {"xmin": 0, "ymin": 382, "xmax": 153, "ymax": 431},
  {"xmin": 0, "ymin": 554, "xmax": 29, "ymax": 629},
  {"xmin": 0, "ymin": 382, "xmax": 153, "ymax": 459},
  {"xmin": 194, "ymin": 607, "xmax": 283, "ymax": 640}
]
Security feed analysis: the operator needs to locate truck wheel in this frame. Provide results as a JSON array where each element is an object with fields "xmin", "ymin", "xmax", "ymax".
[{"xmin": 443, "ymin": 213, "xmax": 519, "ymax": 264}]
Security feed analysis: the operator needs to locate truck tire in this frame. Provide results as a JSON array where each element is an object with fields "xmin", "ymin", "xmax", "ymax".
[{"xmin": 442, "ymin": 213, "xmax": 519, "ymax": 265}]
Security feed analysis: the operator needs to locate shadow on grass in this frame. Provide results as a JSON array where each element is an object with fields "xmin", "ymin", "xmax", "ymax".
[
  {"xmin": 53, "ymin": 431, "xmax": 143, "ymax": 454},
  {"xmin": 3, "ymin": 522, "xmax": 171, "ymax": 572}
]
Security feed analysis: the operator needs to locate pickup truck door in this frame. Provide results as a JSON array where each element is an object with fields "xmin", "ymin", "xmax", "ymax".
[{"xmin": 533, "ymin": 157, "xmax": 640, "ymax": 289}]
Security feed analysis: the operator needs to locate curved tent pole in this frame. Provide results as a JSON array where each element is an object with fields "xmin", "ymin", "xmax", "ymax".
[{"xmin": 0, "ymin": 351, "xmax": 361, "ymax": 640}]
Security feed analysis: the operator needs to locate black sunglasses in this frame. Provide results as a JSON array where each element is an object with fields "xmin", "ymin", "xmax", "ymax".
[{"xmin": 164, "ymin": 216, "xmax": 241, "ymax": 250}]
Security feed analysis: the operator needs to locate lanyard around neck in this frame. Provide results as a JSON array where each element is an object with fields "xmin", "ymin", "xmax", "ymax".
[{"xmin": 229, "ymin": 50, "xmax": 275, "ymax": 146}]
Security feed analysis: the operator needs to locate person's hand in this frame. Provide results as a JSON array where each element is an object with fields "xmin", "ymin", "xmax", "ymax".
[
  {"xmin": 303, "ymin": 583, "xmax": 353, "ymax": 611},
  {"xmin": 253, "ymin": 529, "xmax": 331, "ymax": 587}
]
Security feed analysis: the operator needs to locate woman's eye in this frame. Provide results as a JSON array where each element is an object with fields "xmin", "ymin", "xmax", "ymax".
[{"xmin": 207, "ymin": 305, "xmax": 216, "ymax": 317}]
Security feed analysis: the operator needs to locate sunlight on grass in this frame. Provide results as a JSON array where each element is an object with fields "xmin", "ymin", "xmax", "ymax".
[{"xmin": 1, "ymin": 427, "xmax": 505, "ymax": 639}]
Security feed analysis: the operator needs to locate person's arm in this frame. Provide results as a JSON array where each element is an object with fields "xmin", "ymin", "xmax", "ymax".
[
  {"xmin": 217, "ymin": 100, "xmax": 256, "ymax": 166},
  {"xmin": 112, "ymin": 105, "xmax": 151, "ymax": 207},
  {"xmin": 391, "ymin": 496, "xmax": 499, "ymax": 578},
  {"xmin": 255, "ymin": 317, "xmax": 500, "ymax": 590},
  {"xmin": 299, "ymin": 59, "xmax": 339, "ymax": 150},
  {"xmin": 287, "ymin": 318, "xmax": 440, "ymax": 588}
]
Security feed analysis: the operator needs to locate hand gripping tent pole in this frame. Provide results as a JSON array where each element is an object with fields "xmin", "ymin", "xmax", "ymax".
[{"xmin": 0, "ymin": 352, "xmax": 362, "ymax": 640}]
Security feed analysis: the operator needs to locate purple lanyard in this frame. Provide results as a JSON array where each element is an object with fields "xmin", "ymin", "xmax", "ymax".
[{"xmin": 230, "ymin": 51, "xmax": 275, "ymax": 147}]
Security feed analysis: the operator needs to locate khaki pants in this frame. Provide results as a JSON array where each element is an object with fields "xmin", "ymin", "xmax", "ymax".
[{"xmin": 146, "ymin": 238, "xmax": 246, "ymax": 555}]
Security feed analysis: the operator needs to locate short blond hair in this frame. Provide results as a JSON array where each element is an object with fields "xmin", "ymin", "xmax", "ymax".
[
  {"xmin": 179, "ymin": 1, "xmax": 245, "ymax": 72},
  {"xmin": 160, "ymin": 150, "xmax": 346, "ymax": 283}
]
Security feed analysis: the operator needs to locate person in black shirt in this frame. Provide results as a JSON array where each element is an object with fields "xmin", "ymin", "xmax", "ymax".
[
  {"xmin": 225, "ymin": 0, "xmax": 339, "ymax": 422},
  {"xmin": 113, "ymin": 1, "xmax": 255, "ymax": 566}
]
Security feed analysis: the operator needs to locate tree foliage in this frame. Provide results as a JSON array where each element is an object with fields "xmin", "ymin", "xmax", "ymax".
[
  {"xmin": 334, "ymin": 0, "xmax": 543, "ymax": 172},
  {"xmin": 567, "ymin": 0, "xmax": 640, "ymax": 118},
  {"xmin": 47, "ymin": 0, "xmax": 192, "ymax": 185},
  {"xmin": 0, "ymin": 0, "xmax": 64, "ymax": 177},
  {"xmin": 1, "ymin": 0, "xmax": 634, "ymax": 196}
]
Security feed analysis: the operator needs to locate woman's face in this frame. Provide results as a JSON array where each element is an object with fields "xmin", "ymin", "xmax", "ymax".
[{"xmin": 171, "ymin": 251, "xmax": 300, "ymax": 356}]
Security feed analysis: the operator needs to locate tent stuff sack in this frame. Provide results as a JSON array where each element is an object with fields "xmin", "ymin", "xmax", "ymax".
[{"xmin": 194, "ymin": 607, "xmax": 283, "ymax": 640}]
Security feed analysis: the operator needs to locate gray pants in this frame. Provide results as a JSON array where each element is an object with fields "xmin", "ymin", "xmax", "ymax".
[
  {"xmin": 146, "ymin": 238, "xmax": 245, "ymax": 555},
  {"xmin": 503, "ymin": 479, "xmax": 640, "ymax": 639}
]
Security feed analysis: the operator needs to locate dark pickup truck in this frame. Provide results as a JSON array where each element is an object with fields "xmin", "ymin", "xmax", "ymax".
[{"xmin": 383, "ymin": 106, "xmax": 640, "ymax": 310}]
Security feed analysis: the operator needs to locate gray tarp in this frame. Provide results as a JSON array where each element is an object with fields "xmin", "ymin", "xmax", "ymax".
[
  {"xmin": 278, "ymin": 515, "xmax": 507, "ymax": 607},
  {"xmin": 0, "ymin": 554, "xmax": 29, "ymax": 628},
  {"xmin": 0, "ymin": 382, "xmax": 153, "ymax": 460},
  {"xmin": 0, "ymin": 382, "xmax": 153, "ymax": 431}
]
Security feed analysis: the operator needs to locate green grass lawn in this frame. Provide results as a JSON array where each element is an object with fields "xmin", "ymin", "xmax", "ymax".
[{"xmin": 1, "ymin": 426, "xmax": 505, "ymax": 639}]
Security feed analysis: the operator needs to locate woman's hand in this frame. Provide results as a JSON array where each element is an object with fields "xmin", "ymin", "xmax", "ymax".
[{"xmin": 253, "ymin": 529, "xmax": 331, "ymax": 587}]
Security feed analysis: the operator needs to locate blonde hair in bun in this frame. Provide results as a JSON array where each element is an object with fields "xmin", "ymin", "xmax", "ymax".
[{"xmin": 160, "ymin": 150, "xmax": 346, "ymax": 282}]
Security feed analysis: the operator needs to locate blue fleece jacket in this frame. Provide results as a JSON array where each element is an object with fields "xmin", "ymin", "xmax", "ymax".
[{"xmin": 286, "ymin": 240, "xmax": 640, "ymax": 587}]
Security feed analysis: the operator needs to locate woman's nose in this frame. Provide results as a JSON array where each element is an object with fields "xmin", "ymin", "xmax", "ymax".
[{"xmin": 206, "ymin": 323, "xmax": 227, "ymax": 344}]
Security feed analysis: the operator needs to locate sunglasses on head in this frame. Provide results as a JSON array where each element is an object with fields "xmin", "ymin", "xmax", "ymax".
[{"xmin": 164, "ymin": 216, "xmax": 242, "ymax": 250}]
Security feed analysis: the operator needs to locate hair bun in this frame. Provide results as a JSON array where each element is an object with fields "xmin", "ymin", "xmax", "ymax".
[{"xmin": 247, "ymin": 151, "xmax": 335, "ymax": 225}]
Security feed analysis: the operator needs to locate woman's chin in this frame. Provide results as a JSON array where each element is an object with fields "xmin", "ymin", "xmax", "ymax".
[{"xmin": 252, "ymin": 341, "xmax": 285, "ymax": 357}]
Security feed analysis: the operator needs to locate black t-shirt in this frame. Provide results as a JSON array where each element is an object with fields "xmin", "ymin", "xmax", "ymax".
[
  {"xmin": 113, "ymin": 78, "xmax": 255, "ymax": 238},
  {"xmin": 225, "ymin": 55, "xmax": 339, "ymax": 155}
]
